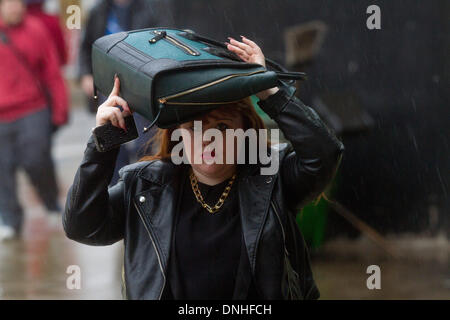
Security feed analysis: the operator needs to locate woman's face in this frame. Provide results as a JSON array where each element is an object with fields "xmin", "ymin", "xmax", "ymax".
[{"xmin": 178, "ymin": 107, "xmax": 244, "ymax": 178}]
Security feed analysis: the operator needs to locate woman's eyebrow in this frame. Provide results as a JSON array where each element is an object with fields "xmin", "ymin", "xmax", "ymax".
[
  {"xmin": 197, "ymin": 114, "xmax": 233, "ymax": 123},
  {"xmin": 207, "ymin": 115, "xmax": 233, "ymax": 121}
]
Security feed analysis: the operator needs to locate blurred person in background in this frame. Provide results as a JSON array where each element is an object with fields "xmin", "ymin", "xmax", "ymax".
[
  {"xmin": 26, "ymin": 0, "xmax": 68, "ymax": 66},
  {"xmin": 78, "ymin": 0, "xmax": 175, "ymax": 184},
  {"xmin": 0, "ymin": 0, "xmax": 68, "ymax": 240}
]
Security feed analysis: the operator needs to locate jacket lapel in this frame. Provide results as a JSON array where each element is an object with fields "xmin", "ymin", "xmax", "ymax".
[
  {"xmin": 134, "ymin": 164, "xmax": 186, "ymax": 272},
  {"xmin": 237, "ymin": 165, "xmax": 276, "ymax": 274}
]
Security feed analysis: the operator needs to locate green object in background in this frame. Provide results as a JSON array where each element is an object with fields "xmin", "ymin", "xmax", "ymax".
[
  {"xmin": 297, "ymin": 197, "xmax": 329, "ymax": 249},
  {"xmin": 251, "ymin": 95, "xmax": 271, "ymax": 122},
  {"xmin": 297, "ymin": 169, "xmax": 341, "ymax": 249}
]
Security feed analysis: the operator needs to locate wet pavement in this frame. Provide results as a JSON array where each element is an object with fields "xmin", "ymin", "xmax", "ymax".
[
  {"xmin": 0, "ymin": 107, "xmax": 448, "ymax": 300},
  {"xmin": 0, "ymin": 108, "xmax": 123, "ymax": 299},
  {"xmin": 312, "ymin": 235, "xmax": 450, "ymax": 299}
]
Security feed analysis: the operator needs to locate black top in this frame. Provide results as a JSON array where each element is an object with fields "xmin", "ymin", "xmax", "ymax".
[{"xmin": 168, "ymin": 173, "xmax": 242, "ymax": 300}]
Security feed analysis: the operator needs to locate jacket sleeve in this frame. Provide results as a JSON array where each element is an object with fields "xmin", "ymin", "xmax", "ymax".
[
  {"xmin": 257, "ymin": 84, "xmax": 345, "ymax": 210},
  {"xmin": 63, "ymin": 136, "xmax": 127, "ymax": 246}
]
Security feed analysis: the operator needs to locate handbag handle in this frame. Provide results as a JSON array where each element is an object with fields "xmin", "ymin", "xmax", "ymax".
[{"xmin": 177, "ymin": 30, "xmax": 307, "ymax": 82}]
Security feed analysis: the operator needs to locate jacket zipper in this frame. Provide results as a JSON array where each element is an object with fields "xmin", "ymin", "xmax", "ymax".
[
  {"xmin": 151, "ymin": 30, "xmax": 200, "ymax": 56},
  {"xmin": 271, "ymin": 201, "xmax": 289, "ymax": 257},
  {"xmin": 272, "ymin": 200, "xmax": 303, "ymax": 299},
  {"xmin": 158, "ymin": 70, "xmax": 265, "ymax": 106},
  {"xmin": 133, "ymin": 200, "xmax": 166, "ymax": 300},
  {"xmin": 121, "ymin": 264, "xmax": 127, "ymax": 299}
]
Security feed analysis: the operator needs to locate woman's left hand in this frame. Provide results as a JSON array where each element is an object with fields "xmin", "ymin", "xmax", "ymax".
[{"xmin": 226, "ymin": 36, "xmax": 279, "ymax": 101}]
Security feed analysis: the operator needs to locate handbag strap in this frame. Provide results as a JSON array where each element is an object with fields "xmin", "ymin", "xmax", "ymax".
[{"xmin": 177, "ymin": 30, "xmax": 307, "ymax": 82}]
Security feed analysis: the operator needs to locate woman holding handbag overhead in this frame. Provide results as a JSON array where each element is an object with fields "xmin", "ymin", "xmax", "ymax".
[{"xmin": 64, "ymin": 35, "xmax": 344, "ymax": 299}]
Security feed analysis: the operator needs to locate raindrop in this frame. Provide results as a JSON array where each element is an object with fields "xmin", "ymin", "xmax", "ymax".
[{"xmin": 411, "ymin": 98, "xmax": 417, "ymax": 112}]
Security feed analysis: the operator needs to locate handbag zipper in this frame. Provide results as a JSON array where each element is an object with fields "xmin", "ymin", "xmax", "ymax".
[
  {"xmin": 158, "ymin": 69, "xmax": 266, "ymax": 105},
  {"xmin": 133, "ymin": 200, "xmax": 166, "ymax": 300},
  {"xmin": 150, "ymin": 30, "xmax": 200, "ymax": 56}
]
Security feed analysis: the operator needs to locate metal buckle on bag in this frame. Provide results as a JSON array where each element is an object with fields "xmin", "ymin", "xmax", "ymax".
[{"xmin": 149, "ymin": 30, "xmax": 167, "ymax": 43}]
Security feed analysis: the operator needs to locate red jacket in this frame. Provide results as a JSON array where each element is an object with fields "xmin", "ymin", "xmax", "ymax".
[
  {"xmin": 0, "ymin": 14, "xmax": 68, "ymax": 125},
  {"xmin": 27, "ymin": 3, "xmax": 68, "ymax": 66}
]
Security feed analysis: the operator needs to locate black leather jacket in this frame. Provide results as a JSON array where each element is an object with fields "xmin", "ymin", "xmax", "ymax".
[{"xmin": 63, "ymin": 85, "xmax": 344, "ymax": 300}]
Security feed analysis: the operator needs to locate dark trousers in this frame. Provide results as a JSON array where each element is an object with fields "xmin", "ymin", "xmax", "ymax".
[{"xmin": 0, "ymin": 108, "xmax": 60, "ymax": 231}]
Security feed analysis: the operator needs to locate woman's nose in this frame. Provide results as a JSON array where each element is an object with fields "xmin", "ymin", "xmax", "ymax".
[
  {"xmin": 202, "ymin": 134, "xmax": 216, "ymax": 148},
  {"xmin": 202, "ymin": 138, "xmax": 211, "ymax": 148}
]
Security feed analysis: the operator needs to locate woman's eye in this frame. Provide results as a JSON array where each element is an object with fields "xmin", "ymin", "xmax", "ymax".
[{"xmin": 216, "ymin": 123, "xmax": 229, "ymax": 131}]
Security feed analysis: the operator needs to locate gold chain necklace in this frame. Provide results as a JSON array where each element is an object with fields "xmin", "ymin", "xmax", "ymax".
[{"xmin": 189, "ymin": 171, "xmax": 237, "ymax": 214}]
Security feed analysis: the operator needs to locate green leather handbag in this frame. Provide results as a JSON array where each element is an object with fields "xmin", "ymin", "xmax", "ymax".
[{"xmin": 92, "ymin": 27, "xmax": 306, "ymax": 129}]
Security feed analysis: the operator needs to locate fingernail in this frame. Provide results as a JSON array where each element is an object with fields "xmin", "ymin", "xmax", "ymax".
[
  {"xmin": 114, "ymin": 73, "xmax": 118, "ymax": 79},
  {"xmin": 240, "ymin": 35, "xmax": 245, "ymax": 38}
]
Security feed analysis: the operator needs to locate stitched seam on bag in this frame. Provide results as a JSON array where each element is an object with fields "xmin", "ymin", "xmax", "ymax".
[
  {"xmin": 114, "ymin": 45, "xmax": 147, "ymax": 64},
  {"xmin": 120, "ymin": 41, "xmax": 154, "ymax": 61}
]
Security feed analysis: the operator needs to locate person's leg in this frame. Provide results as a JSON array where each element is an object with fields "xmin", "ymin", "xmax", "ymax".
[
  {"xmin": 17, "ymin": 108, "xmax": 61, "ymax": 213},
  {"xmin": 0, "ymin": 120, "xmax": 23, "ymax": 233}
]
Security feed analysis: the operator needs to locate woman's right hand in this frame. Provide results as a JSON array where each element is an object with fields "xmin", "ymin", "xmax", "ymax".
[{"xmin": 95, "ymin": 75, "xmax": 132, "ymax": 131}]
